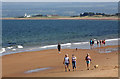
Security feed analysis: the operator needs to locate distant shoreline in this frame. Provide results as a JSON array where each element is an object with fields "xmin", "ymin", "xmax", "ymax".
[{"xmin": 1, "ymin": 17, "xmax": 119, "ymax": 20}]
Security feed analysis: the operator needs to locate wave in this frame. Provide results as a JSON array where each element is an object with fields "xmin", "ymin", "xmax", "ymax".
[
  {"xmin": 40, "ymin": 45, "xmax": 57, "ymax": 49},
  {"xmin": 39, "ymin": 43, "xmax": 72, "ymax": 49},
  {"xmin": 1, "ymin": 38, "xmax": 119, "ymax": 56},
  {"xmin": 73, "ymin": 42, "xmax": 89, "ymax": 45},
  {"xmin": 105, "ymin": 38, "xmax": 120, "ymax": 41}
]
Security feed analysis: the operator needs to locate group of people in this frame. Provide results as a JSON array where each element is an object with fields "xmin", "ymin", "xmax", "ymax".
[
  {"xmin": 63, "ymin": 54, "xmax": 76, "ymax": 72},
  {"xmin": 63, "ymin": 53, "xmax": 91, "ymax": 72},
  {"xmin": 97, "ymin": 40, "xmax": 106, "ymax": 47},
  {"xmin": 90, "ymin": 39, "xmax": 106, "ymax": 49},
  {"xmin": 57, "ymin": 43, "xmax": 92, "ymax": 72}
]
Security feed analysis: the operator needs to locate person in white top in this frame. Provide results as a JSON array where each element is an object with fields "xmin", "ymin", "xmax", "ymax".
[
  {"xmin": 63, "ymin": 54, "xmax": 70, "ymax": 72},
  {"xmin": 72, "ymin": 54, "xmax": 77, "ymax": 71}
]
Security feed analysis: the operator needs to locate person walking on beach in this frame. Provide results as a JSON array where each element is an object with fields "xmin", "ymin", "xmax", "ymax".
[
  {"xmin": 92, "ymin": 39, "xmax": 94, "ymax": 48},
  {"xmin": 57, "ymin": 43, "xmax": 61, "ymax": 54},
  {"xmin": 72, "ymin": 54, "xmax": 77, "ymax": 71},
  {"xmin": 97, "ymin": 40, "xmax": 99, "ymax": 47},
  {"xmin": 63, "ymin": 54, "xmax": 70, "ymax": 72},
  {"xmin": 100, "ymin": 40, "xmax": 102, "ymax": 47},
  {"xmin": 103, "ymin": 39, "xmax": 106, "ymax": 47},
  {"xmin": 90, "ymin": 39, "xmax": 93, "ymax": 49},
  {"xmin": 85, "ymin": 53, "xmax": 91, "ymax": 70}
]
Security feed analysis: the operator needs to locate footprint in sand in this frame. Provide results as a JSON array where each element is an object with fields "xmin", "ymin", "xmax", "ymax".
[
  {"xmin": 100, "ymin": 69, "xmax": 105, "ymax": 70},
  {"xmin": 91, "ymin": 68, "xmax": 94, "ymax": 70},
  {"xmin": 106, "ymin": 58, "xmax": 110, "ymax": 59},
  {"xmin": 114, "ymin": 65, "xmax": 119, "ymax": 69}
]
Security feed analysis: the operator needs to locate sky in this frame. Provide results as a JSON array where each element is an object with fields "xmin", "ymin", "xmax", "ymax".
[{"xmin": 2, "ymin": 0, "xmax": 120, "ymax": 2}]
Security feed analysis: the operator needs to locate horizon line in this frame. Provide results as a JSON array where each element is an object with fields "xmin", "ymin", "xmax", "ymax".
[{"xmin": 1, "ymin": 1, "xmax": 120, "ymax": 2}]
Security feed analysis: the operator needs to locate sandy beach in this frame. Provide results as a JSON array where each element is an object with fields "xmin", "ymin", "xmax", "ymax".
[
  {"xmin": 1, "ymin": 16, "xmax": 119, "ymax": 20},
  {"xmin": 2, "ymin": 45, "xmax": 119, "ymax": 77}
]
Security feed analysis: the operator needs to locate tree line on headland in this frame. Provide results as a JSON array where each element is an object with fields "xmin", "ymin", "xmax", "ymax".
[
  {"xmin": 16, "ymin": 12, "xmax": 120, "ymax": 18},
  {"xmin": 71, "ymin": 12, "xmax": 120, "ymax": 17}
]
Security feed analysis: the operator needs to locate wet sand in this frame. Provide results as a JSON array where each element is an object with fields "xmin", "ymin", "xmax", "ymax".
[{"xmin": 2, "ymin": 45, "xmax": 119, "ymax": 77}]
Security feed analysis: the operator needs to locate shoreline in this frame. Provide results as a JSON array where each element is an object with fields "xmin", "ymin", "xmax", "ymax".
[
  {"xmin": 1, "ymin": 17, "xmax": 119, "ymax": 20},
  {"xmin": 2, "ymin": 45, "xmax": 119, "ymax": 77},
  {"xmin": 2, "ymin": 38, "xmax": 119, "ymax": 56}
]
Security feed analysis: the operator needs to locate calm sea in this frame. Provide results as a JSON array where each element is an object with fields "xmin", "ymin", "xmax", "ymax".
[
  {"xmin": 2, "ymin": 20, "xmax": 118, "ymax": 54},
  {"xmin": 1, "ymin": 2, "xmax": 119, "ymax": 55}
]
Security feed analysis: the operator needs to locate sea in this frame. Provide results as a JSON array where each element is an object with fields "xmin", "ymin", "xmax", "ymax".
[{"xmin": 1, "ymin": 2, "xmax": 119, "ymax": 56}]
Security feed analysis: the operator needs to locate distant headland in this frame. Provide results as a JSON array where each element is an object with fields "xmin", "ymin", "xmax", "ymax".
[{"xmin": 2, "ymin": 12, "xmax": 119, "ymax": 20}]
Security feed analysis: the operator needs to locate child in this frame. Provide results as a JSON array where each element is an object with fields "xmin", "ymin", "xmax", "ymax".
[{"xmin": 72, "ymin": 54, "xmax": 77, "ymax": 71}]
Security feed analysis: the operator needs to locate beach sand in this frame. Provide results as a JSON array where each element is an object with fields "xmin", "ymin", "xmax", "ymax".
[
  {"xmin": 2, "ymin": 45, "xmax": 119, "ymax": 77},
  {"xmin": 1, "ymin": 16, "xmax": 119, "ymax": 20}
]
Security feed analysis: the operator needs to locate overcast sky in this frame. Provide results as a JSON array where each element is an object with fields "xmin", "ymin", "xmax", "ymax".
[{"xmin": 2, "ymin": 0, "xmax": 120, "ymax": 2}]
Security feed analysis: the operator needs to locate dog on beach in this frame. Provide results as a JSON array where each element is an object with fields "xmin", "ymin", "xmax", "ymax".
[{"xmin": 94, "ymin": 65, "xmax": 99, "ymax": 68}]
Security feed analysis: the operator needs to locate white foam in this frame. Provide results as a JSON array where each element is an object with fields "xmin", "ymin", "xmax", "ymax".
[
  {"xmin": 105, "ymin": 38, "xmax": 120, "ymax": 42},
  {"xmin": 73, "ymin": 42, "xmax": 88, "ymax": 45},
  {"xmin": 12, "ymin": 49, "xmax": 16, "ymax": 51},
  {"xmin": 40, "ymin": 43, "xmax": 72, "ymax": 49},
  {"xmin": 94, "ymin": 39, "xmax": 96, "ymax": 41},
  {"xmin": 17, "ymin": 45, "xmax": 23, "ymax": 49},
  {"xmin": 40, "ymin": 45, "xmax": 57, "ymax": 49},
  {"xmin": 73, "ymin": 42, "xmax": 82, "ymax": 45},
  {"xmin": 61, "ymin": 43, "xmax": 71, "ymax": 46},
  {"xmin": 0, "ymin": 48, "xmax": 6, "ymax": 53},
  {"xmin": 81, "ymin": 42, "xmax": 89, "ymax": 44},
  {"xmin": 7, "ymin": 46, "xmax": 13, "ymax": 49}
]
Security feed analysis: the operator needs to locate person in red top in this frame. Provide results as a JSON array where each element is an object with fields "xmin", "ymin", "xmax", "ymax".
[{"xmin": 103, "ymin": 39, "xmax": 106, "ymax": 47}]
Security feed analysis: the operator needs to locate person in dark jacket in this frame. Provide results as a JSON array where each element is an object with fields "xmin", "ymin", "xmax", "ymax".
[{"xmin": 57, "ymin": 43, "xmax": 61, "ymax": 53}]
